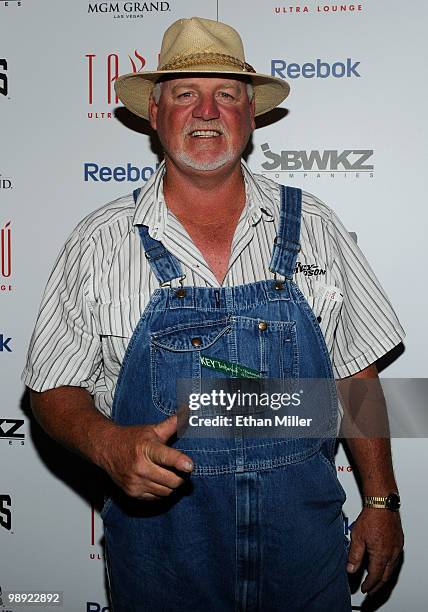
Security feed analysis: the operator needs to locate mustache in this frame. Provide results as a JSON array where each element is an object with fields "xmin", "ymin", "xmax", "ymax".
[{"xmin": 184, "ymin": 122, "xmax": 227, "ymax": 135}]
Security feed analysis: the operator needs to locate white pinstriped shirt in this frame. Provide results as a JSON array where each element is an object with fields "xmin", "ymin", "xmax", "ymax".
[{"xmin": 23, "ymin": 160, "xmax": 405, "ymax": 416}]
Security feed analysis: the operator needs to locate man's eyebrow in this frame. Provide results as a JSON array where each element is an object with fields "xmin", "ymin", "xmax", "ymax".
[
  {"xmin": 216, "ymin": 83, "xmax": 241, "ymax": 89},
  {"xmin": 171, "ymin": 82, "xmax": 196, "ymax": 90},
  {"xmin": 170, "ymin": 82, "xmax": 243, "ymax": 92}
]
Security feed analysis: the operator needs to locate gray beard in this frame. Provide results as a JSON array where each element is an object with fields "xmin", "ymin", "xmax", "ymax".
[{"xmin": 176, "ymin": 148, "xmax": 236, "ymax": 171}]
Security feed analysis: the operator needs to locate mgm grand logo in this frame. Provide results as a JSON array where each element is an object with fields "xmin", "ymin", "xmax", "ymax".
[{"xmin": 88, "ymin": 1, "xmax": 171, "ymax": 17}]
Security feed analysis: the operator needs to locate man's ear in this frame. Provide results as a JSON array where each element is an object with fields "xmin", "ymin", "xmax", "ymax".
[
  {"xmin": 148, "ymin": 94, "xmax": 158, "ymax": 130},
  {"xmin": 250, "ymin": 96, "xmax": 256, "ymax": 131}
]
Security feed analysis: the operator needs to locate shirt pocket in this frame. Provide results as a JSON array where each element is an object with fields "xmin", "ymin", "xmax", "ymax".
[
  {"xmin": 302, "ymin": 284, "xmax": 344, "ymax": 350},
  {"xmin": 92, "ymin": 298, "xmax": 142, "ymax": 372}
]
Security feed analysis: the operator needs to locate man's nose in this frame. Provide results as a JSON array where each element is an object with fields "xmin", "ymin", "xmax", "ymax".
[{"xmin": 192, "ymin": 93, "xmax": 220, "ymax": 121}]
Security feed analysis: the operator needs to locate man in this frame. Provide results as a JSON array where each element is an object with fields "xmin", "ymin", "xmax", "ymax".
[{"xmin": 23, "ymin": 17, "xmax": 404, "ymax": 612}]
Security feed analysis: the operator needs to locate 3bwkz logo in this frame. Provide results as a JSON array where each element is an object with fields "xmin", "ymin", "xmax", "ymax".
[
  {"xmin": 1, "ymin": 221, "xmax": 12, "ymax": 292},
  {"xmin": 0, "ymin": 59, "xmax": 8, "ymax": 97},
  {"xmin": 87, "ymin": 1, "xmax": 170, "ymax": 19},
  {"xmin": 260, "ymin": 144, "xmax": 374, "ymax": 179},
  {"xmin": 0, "ymin": 495, "xmax": 12, "ymax": 532},
  {"xmin": 86, "ymin": 50, "xmax": 155, "ymax": 118},
  {"xmin": 0, "ymin": 419, "xmax": 25, "ymax": 446}
]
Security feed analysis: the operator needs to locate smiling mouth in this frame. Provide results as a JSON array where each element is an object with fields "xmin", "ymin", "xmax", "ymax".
[{"xmin": 190, "ymin": 130, "xmax": 222, "ymax": 138}]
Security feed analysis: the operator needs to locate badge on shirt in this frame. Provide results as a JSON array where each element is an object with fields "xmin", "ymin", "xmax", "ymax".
[{"xmin": 316, "ymin": 284, "xmax": 344, "ymax": 303}]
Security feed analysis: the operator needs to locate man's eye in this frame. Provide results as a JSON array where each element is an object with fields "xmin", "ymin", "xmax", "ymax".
[
  {"xmin": 177, "ymin": 92, "xmax": 193, "ymax": 98},
  {"xmin": 218, "ymin": 92, "xmax": 234, "ymax": 99}
]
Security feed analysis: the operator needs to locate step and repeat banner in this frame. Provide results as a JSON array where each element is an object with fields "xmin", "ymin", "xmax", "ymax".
[{"xmin": 1, "ymin": 1, "xmax": 427, "ymax": 610}]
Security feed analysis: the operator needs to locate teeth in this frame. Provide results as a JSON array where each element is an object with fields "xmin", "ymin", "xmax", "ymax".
[{"xmin": 191, "ymin": 130, "xmax": 221, "ymax": 137}]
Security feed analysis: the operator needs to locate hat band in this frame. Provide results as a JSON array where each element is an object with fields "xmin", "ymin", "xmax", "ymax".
[{"xmin": 158, "ymin": 52, "xmax": 256, "ymax": 74}]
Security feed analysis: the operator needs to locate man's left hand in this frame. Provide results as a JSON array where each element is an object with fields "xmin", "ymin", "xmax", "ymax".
[{"xmin": 346, "ymin": 507, "xmax": 404, "ymax": 595}]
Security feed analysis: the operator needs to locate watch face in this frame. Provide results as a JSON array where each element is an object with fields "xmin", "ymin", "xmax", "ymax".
[{"xmin": 386, "ymin": 493, "xmax": 401, "ymax": 511}]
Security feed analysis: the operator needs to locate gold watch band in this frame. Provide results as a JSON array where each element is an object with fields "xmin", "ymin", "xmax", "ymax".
[
  {"xmin": 364, "ymin": 493, "xmax": 401, "ymax": 511},
  {"xmin": 364, "ymin": 496, "xmax": 389, "ymax": 509}
]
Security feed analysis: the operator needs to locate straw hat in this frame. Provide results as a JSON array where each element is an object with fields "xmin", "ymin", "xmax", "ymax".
[{"xmin": 114, "ymin": 16, "xmax": 290, "ymax": 119}]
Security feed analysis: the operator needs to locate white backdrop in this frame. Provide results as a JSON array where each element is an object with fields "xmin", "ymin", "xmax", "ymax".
[{"xmin": 1, "ymin": 1, "xmax": 427, "ymax": 610}]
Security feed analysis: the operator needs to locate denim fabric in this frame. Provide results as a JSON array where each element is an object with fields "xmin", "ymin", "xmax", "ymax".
[{"xmin": 103, "ymin": 186, "xmax": 351, "ymax": 611}]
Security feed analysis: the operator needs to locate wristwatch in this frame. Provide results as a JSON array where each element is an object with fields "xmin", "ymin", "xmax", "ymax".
[{"xmin": 364, "ymin": 492, "xmax": 401, "ymax": 511}]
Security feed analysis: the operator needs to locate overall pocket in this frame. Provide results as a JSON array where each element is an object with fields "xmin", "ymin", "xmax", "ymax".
[
  {"xmin": 150, "ymin": 318, "xmax": 232, "ymax": 415},
  {"xmin": 150, "ymin": 315, "xmax": 299, "ymax": 416},
  {"xmin": 230, "ymin": 316, "xmax": 298, "ymax": 379}
]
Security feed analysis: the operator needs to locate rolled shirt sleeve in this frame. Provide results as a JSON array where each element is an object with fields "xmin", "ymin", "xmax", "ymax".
[
  {"xmin": 22, "ymin": 222, "xmax": 102, "ymax": 393},
  {"xmin": 327, "ymin": 209, "xmax": 405, "ymax": 378}
]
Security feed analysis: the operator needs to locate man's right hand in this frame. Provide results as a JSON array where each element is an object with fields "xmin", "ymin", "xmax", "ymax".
[
  {"xmin": 30, "ymin": 388, "xmax": 193, "ymax": 502},
  {"xmin": 100, "ymin": 415, "xmax": 194, "ymax": 501}
]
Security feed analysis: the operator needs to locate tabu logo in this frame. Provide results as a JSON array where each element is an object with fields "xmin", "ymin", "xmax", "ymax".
[
  {"xmin": 85, "ymin": 50, "xmax": 154, "ymax": 118},
  {"xmin": 0, "ymin": 494, "xmax": 12, "ymax": 531},
  {"xmin": 1, "ymin": 222, "xmax": 11, "ymax": 278},
  {"xmin": 0, "ymin": 59, "xmax": 7, "ymax": 97}
]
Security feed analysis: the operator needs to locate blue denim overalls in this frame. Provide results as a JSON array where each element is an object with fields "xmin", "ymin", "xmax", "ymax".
[{"xmin": 102, "ymin": 185, "xmax": 351, "ymax": 612}]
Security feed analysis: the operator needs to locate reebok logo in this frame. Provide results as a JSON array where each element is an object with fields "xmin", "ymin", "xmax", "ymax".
[
  {"xmin": 271, "ymin": 58, "xmax": 361, "ymax": 79},
  {"xmin": 0, "ymin": 334, "xmax": 12, "ymax": 352}
]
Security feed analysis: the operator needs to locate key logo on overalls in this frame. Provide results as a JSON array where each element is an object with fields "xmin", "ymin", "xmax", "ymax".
[{"xmin": 200, "ymin": 355, "xmax": 262, "ymax": 379}]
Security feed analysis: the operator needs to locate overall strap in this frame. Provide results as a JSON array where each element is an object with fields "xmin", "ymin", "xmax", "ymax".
[
  {"xmin": 269, "ymin": 185, "xmax": 302, "ymax": 280},
  {"xmin": 132, "ymin": 187, "xmax": 184, "ymax": 286}
]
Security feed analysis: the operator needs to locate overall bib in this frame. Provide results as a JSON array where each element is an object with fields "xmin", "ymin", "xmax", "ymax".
[{"xmin": 102, "ymin": 186, "xmax": 352, "ymax": 612}]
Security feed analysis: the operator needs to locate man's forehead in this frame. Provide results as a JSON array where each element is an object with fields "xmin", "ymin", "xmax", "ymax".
[{"xmin": 162, "ymin": 76, "xmax": 248, "ymax": 90}]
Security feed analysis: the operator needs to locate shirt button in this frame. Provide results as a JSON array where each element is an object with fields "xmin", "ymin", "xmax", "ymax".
[
  {"xmin": 258, "ymin": 321, "xmax": 268, "ymax": 331},
  {"xmin": 191, "ymin": 337, "xmax": 202, "ymax": 347},
  {"xmin": 317, "ymin": 316, "xmax": 322, "ymax": 323}
]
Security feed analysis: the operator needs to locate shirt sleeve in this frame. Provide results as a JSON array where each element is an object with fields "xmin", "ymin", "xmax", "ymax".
[
  {"xmin": 327, "ymin": 209, "xmax": 405, "ymax": 378},
  {"xmin": 22, "ymin": 223, "xmax": 102, "ymax": 393}
]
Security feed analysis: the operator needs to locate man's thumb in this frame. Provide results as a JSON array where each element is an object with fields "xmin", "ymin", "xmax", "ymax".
[
  {"xmin": 346, "ymin": 539, "xmax": 365, "ymax": 573},
  {"xmin": 154, "ymin": 413, "xmax": 178, "ymax": 443}
]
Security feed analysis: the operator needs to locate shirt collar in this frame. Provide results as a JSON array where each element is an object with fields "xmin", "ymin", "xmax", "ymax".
[
  {"xmin": 132, "ymin": 158, "xmax": 274, "ymax": 240},
  {"xmin": 240, "ymin": 158, "xmax": 275, "ymax": 224}
]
